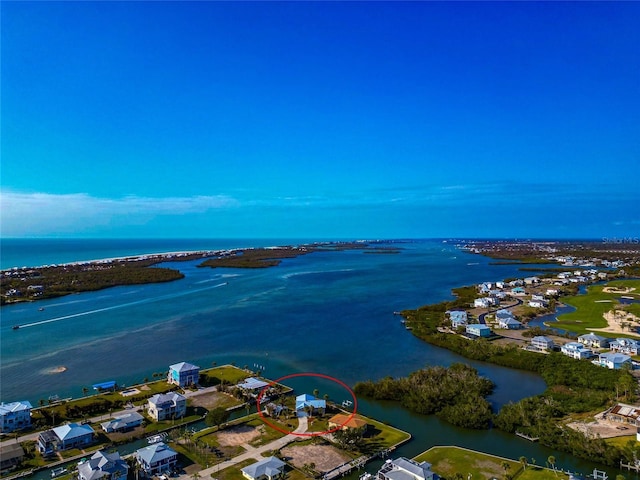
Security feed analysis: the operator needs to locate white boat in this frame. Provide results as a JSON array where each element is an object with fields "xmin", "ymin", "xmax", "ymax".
[
  {"xmin": 342, "ymin": 400, "xmax": 353, "ymax": 407},
  {"xmin": 51, "ymin": 467, "xmax": 67, "ymax": 478}
]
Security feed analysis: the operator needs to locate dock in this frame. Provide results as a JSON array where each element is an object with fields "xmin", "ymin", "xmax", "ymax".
[{"xmin": 515, "ymin": 431, "xmax": 539, "ymax": 442}]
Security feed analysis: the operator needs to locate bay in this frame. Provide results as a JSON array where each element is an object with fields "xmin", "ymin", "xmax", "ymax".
[{"xmin": 0, "ymin": 239, "xmax": 614, "ymax": 475}]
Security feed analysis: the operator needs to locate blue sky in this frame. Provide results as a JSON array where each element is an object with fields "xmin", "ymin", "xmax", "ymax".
[{"xmin": 2, "ymin": 1, "xmax": 639, "ymax": 239}]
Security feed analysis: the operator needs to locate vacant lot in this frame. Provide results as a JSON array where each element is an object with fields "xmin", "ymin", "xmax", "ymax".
[
  {"xmin": 189, "ymin": 390, "xmax": 240, "ymax": 410},
  {"xmin": 281, "ymin": 443, "xmax": 351, "ymax": 473}
]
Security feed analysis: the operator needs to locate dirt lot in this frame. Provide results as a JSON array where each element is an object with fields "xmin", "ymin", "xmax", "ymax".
[
  {"xmin": 215, "ymin": 424, "xmax": 262, "ymax": 446},
  {"xmin": 567, "ymin": 415, "xmax": 636, "ymax": 439},
  {"xmin": 281, "ymin": 443, "xmax": 351, "ymax": 473},
  {"xmin": 189, "ymin": 391, "xmax": 236, "ymax": 410}
]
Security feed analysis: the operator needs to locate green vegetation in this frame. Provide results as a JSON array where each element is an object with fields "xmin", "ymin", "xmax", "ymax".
[
  {"xmin": 199, "ymin": 365, "xmax": 251, "ymax": 386},
  {"xmin": 354, "ymin": 363, "xmax": 495, "ymax": 429},
  {"xmin": 198, "ymin": 247, "xmax": 314, "ymax": 269},
  {"xmin": 213, "ymin": 459, "xmax": 255, "ymax": 480},
  {"xmin": 205, "ymin": 407, "xmax": 230, "ymax": 428},
  {"xmin": 415, "ymin": 446, "xmax": 524, "ymax": 480},
  {"xmin": 554, "ymin": 280, "xmax": 640, "ymax": 335}
]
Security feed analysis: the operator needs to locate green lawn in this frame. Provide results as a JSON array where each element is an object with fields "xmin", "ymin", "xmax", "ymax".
[
  {"xmin": 605, "ymin": 435, "xmax": 639, "ymax": 449},
  {"xmin": 200, "ymin": 365, "xmax": 251, "ymax": 386},
  {"xmin": 415, "ymin": 446, "xmax": 523, "ymax": 480},
  {"xmin": 212, "ymin": 459, "xmax": 255, "ymax": 480},
  {"xmin": 554, "ymin": 280, "xmax": 640, "ymax": 336},
  {"xmin": 364, "ymin": 417, "xmax": 411, "ymax": 449}
]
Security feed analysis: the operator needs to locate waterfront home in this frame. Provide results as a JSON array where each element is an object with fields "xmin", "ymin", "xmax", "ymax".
[
  {"xmin": 37, "ymin": 423, "xmax": 95, "ymax": 456},
  {"xmin": 0, "ymin": 400, "xmax": 32, "ymax": 433},
  {"xmin": 524, "ymin": 277, "xmax": 540, "ymax": 285},
  {"xmin": 237, "ymin": 377, "xmax": 270, "ymax": 393},
  {"xmin": 465, "ymin": 324, "xmax": 492, "ymax": 338},
  {"xmin": 511, "ymin": 287, "xmax": 526, "ymax": 296},
  {"xmin": 546, "ymin": 289, "xmax": 559, "ymax": 297},
  {"xmin": 78, "ymin": 450, "xmax": 129, "ymax": 480},
  {"xmin": 604, "ymin": 403, "xmax": 640, "ymax": 426},
  {"xmin": 100, "ymin": 411, "xmax": 144, "ymax": 433},
  {"xmin": 241, "ymin": 456, "xmax": 286, "ymax": 480},
  {"xmin": 295, "ymin": 394, "xmax": 325, "ymax": 417},
  {"xmin": 377, "ymin": 457, "xmax": 439, "ymax": 480},
  {"xmin": 531, "ymin": 336, "xmax": 555, "ymax": 352},
  {"xmin": 135, "ymin": 442, "xmax": 177, "ymax": 476},
  {"xmin": 561, "ymin": 342, "xmax": 593, "ymax": 360},
  {"xmin": 610, "ymin": 338, "xmax": 640, "ymax": 356},
  {"xmin": 327, "ymin": 413, "xmax": 367, "ymax": 432},
  {"xmin": 495, "ymin": 281, "xmax": 505, "ymax": 289},
  {"xmin": 478, "ymin": 282, "xmax": 492, "ymax": 294},
  {"xmin": 0, "ymin": 443, "xmax": 24, "ymax": 473},
  {"xmin": 593, "ymin": 352, "xmax": 632, "ymax": 370},
  {"xmin": 447, "ymin": 310, "xmax": 468, "ymax": 328},
  {"xmin": 578, "ymin": 333, "xmax": 610, "ymax": 349},
  {"xmin": 495, "ymin": 309, "xmax": 514, "ymax": 320},
  {"xmin": 498, "ymin": 317, "xmax": 523, "ymax": 330},
  {"xmin": 474, "ymin": 298, "xmax": 492, "ymax": 308},
  {"xmin": 167, "ymin": 361, "xmax": 200, "ymax": 388},
  {"xmin": 147, "ymin": 392, "xmax": 186, "ymax": 421},
  {"xmin": 528, "ymin": 299, "xmax": 548, "ymax": 308}
]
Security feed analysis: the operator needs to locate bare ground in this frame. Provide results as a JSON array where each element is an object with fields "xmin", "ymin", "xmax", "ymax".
[
  {"xmin": 215, "ymin": 425, "xmax": 262, "ymax": 447},
  {"xmin": 281, "ymin": 444, "xmax": 351, "ymax": 473},
  {"xmin": 566, "ymin": 414, "xmax": 635, "ymax": 439},
  {"xmin": 189, "ymin": 391, "xmax": 236, "ymax": 410}
]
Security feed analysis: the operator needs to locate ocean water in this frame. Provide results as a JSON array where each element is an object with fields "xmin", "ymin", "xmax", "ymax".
[{"xmin": 0, "ymin": 239, "xmax": 607, "ymax": 474}]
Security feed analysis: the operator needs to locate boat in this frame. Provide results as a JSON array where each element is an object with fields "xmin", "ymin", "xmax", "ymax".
[
  {"xmin": 39, "ymin": 307, "xmax": 45, "ymax": 311},
  {"xmin": 341, "ymin": 400, "xmax": 353, "ymax": 407},
  {"xmin": 12, "ymin": 325, "xmax": 20, "ymax": 330},
  {"xmin": 51, "ymin": 467, "xmax": 67, "ymax": 478}
]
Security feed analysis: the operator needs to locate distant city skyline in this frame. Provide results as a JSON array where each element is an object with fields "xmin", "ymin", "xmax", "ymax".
[{"xmin": 2, "ymin": 1, "xmax": 639, "ymax": 239}]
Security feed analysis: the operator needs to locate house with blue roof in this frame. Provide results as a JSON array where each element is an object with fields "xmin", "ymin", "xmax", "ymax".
[
  {"xmin": 295, "ymin": 394, "xmax": 325, "ymax": 417},
  {"xmin": 561, "ymin": 342, "xmax": 593, "ymax": 360},
  {"xmin": 100, "ymin": 412, "xmax": 144, "ymax": 433},
  {"xmin": 241, "ymin": 456, "xmax": 286, "ymax": 480},
  {"xmin": 37, "ymin": 423, "xmax": 95, "ymax": 456},
  {"xmin": 78, "ymin": 450, "xmax": 129, "ymax": 480},
  {"xmin": 168, "ymin": 362, "xmax": 200, "ymax": 387},
  {"xmin": 147, "ymin": 393, "xmax": 186, "ymax": 421},
  {"xmin": 610, "ymin": 338, "xmax": 640, "ymax": 356},
  {"xmin": 594, "ymin": 352, "xmax": 632, "ymax": 370},
  {"xmin": 465, "ymin": 324, "xmax": 491, "ymax": 338},
  {"xmin": 135, "ymin": 442, "xmax": 177, "ymax": 476},
  {"xmin": 498, "ymin": 317, "xmax": 522, "ymax": 330},
  {"xmin": 447, "ymin": 310, "xmax": 468, "ymax": 328},
  {"xmin": 0, "ymin": 401, "xmax": 32, "ymax": 433}
]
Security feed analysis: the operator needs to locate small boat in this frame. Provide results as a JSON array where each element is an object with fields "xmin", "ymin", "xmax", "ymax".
[
  {"xmin": 342, "ymin": 400, "xmax": 353, "ymax": 407},
  {"xmin": 12, "ymin": 325, "xmax": 20, "ymax": 330},
  {"xmin": 39, "ymin": 307, "xmax": 45, "ymax": 311},
  {"xmin": 51, "ymin": 467, "xmax": 67, "ymax": 478}
]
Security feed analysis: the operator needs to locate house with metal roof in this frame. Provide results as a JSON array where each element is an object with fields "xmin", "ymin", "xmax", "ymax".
[
  {"xmin": 604, "ymin": 403, "xmax": 640, "ymax": 425},
  {"xmin": 78, "ymin": 450, "xmax": 129, "ymax": 480},
  {"xmin": 377, "ymin": 457, "xmax": 439, "ymax": 480},
  {"xmin": 465, "ymin": 324, "xmax": 491, "ymax": 338},
  {"xmin": 498, "ymin": 317, "xmax": 522, "ymax": 330},
  {"xmin": 237, "ymin": 377, "xmax": 270, "ymax": 391},
  {"xmin": 168, "ymin": 362, "xmax": 200, "ymax": 387},
  {"xmin": 100, "ymin": 411, "xmax": 144, "ymax": 433},
  {"xmin": 610, "ymin": 338, "xmax": 640, "ymax": 356},
  {"xmin": 147, "ymin": 393, "xmax": 186, "ymax": 421},
  {"xmin": 327, "ymin": 413, "xmax": 367, "ymax": 431},
  {"xmin": 37, "ymin": 423, "xmax": 95, "ymax": 456},
  {"xmin": 593, "ymin": 352, "xmax": 632, "ymax": 370},
  {"xmin": 295, "ymin": 394, "xmax": 325, "ymax": 417},
  {"xmin": 531, "ymin": 336, "xmax": 555, "ymax": 352},
  {"xmin": 447, "ymin": 310, "xmax": 468, "ymax": 328},
  {"xmin": 0, "ymin": 401, "xmax": 32, "ymax": 433},
  {"xmin": 578, "ymin": 333, "xmax": 610, "ymax": 349},
  {"xmin": 0, "ymin": 443, "xmax": 24, "ymax": 473},
  {"xmin": 241, "ymin": 456, "xmax": 286, "ymax": 480},
  {"xmin": 135, "ymin": 442, "xmax": 177, "ymax": 476},
  {"xmin": 561, "ymin": 342, "xmax": 593, "ymax": 360}
]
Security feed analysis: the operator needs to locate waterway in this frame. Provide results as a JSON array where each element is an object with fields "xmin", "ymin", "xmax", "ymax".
[{"xmin": 0, "ymin": 240, "xmax": 626, "ymax": 477}]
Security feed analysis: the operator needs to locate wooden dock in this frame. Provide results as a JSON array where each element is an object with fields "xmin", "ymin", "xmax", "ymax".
[{"xmin": 515, "ymin": 431, "xmax": 539, "ymax": 442}]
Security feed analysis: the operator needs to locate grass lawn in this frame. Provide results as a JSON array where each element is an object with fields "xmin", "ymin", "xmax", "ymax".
[
  {"xmin": 211, "ymin": 459, "xmax": 254, "ymax": 480},
  {"xmin": 555, "ymin": 280, "xmax": 640, "ymax": 336},
  {"xmin": 200, "ymin": 365, "xmax": 251, "ymax": 386},
  {"xmin": 246, "ymin": 417, "xmax": 288, "ymax": 447},
  {"xmin": 415, "ymin": 446, "xmax": 522, "ymax": 480},
  {"xmin": 605, "ymin": 435, "xmax": 639, "ymax": 449},
  {"xmin": 364, "ymin": 417, "xmax": 411, "ymax": 449},
  {"xmin": 519, "ymin": 466, "xmax": 568, "ymax": 480}
]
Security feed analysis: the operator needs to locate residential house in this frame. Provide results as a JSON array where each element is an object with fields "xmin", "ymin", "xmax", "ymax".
[
  {"xmin": 511, "ymin": 287, "xmax": 526, "ymax": 296},
  {"xmin": 524, "ymin": 277, "xmax": 540, "ymax": 285},
  {"xmin": 237, "ymin": 377, "xmax": 270, "ymax": 393},
  {"xmin": 241, "ymin": 456, "xmax": 286, "ymax": 480},
  {"xmin": 0, "ymin": 443, "xmax": 24, "ymax": 473},
  {"xmin": 78, "ymin": 450, "xmax": 129, "ymax": 480},
  {"xmin": 604, "ymin": 403, "xmax": 640, "ymax": 426},
  {"xmin": 546, "ymin": 289, "xmax": 559, "ymax": 297},
  {"xmin": 478, "ymin": 282, "xmax": 492, "ymax": 294},
  {"xmin": 531, "ymin": 294, "xmax": 545, "ymax": 302},
  {"xmin": 593, "ymin": 352, "xmax": 632, "ymax": 370},
  {"xmin": 327, "ymin": 413, "xmax": 368, "ymax": 432},
  {"xmin": 0, "ymin": 401, "xmax": 32, "ymax": 433},
  {"xmin": 377, "ymin": 457, "xmax": 439, "ymax": 480},
  {"xmin": 495, "ymin": 281, "xmax": 505, "ymax": 289},
  {"xmin": 147, "ymin": 392, "xmax": 186, "ymax": 421},
  {"xmin": 498, "ymin": 317, "xmax": 523, "ymax": 330},
  {"xmin": 578, "ymin": 333, "xmax": 610, "ymax": 349},
  {"xmin": 611, "ymin": 338, "xmax": 640, "ymax": 356},
  {"xmin": 447, "ymin": 310, "xmax": 468, "ymax": 328},
  {"xmin": 474, "ymin": 298, "xmax": 492, "ymax": 308},
  {"xmin": 531, "ymin": 336, "xmax": 555, "ymax": 352},
  {"xmin": 561, "ymin": 342, "xmax": 593, "ymax": 360},
  {"xmin": 167, "ymin": 362, "xmax": 200, "ymax": 388},
  {"xmin": 295, "ymin": 394, "xmax": 325, "ymax": 417},
  {"xmin": 135, "ymin": 443, "xmax": 178, "ymax": 476},
  {"xmin": 100, "ymin": 412, "xmax": 144, "ymax": 433},
  {"xmin": 38, "ymin": 423, "xmax": 95, "ymax": 456},
  {"xmin": 528, "ymin": 299, "xmax": 548, "ymax": 308},
  {"xmin": 466, "ymin": 324, "xmax": 492, "ymax": 338}
]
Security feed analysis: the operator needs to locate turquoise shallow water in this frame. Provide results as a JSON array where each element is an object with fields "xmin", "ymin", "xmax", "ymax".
[{"xmin": 0, "ymin": 239, "xmax": 614, "ymax": 475}]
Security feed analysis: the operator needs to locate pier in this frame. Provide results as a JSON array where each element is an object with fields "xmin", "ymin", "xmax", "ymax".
[{"xmin": 515, "ymin": 431, "xmax": 539, "ymax": 442}]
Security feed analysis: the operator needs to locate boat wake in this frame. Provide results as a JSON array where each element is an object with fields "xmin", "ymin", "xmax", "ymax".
[{"xmin": 13, "ymin": 283, "xmax": 229, "ymax": 330}]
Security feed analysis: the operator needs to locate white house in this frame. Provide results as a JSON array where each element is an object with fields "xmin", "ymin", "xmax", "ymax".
[
  {"xmin": 377, "ymin": 457, "xmax": 439, "ymax": 480},
  {"xmin": 578, "ymin": 333, "xmax": 610, "ymax": 349},
  {"xmin": 524, "ymin": 277, "xmax": 540, "ymax": 285},
  {"xmin": 531, "ymin": 336, "xmax": 555, "ymax": 351},
  {"xmin": 593, "ymin": 353, "xmax": 632, "ymax": 370},
  {"xmin": 474, "ymin": 298, "xmax": 492, "ymax": 308},
  {"xmin": 528, "ymin": 299, "xmax": 548, "ymax": 308},
  {"xmin": 78, "ymin": 450, "xmax": 129, "ymax": 480},
  {"xmin": 100, "ymin": 412, "xmax": 144, "ymax": 433},
  {"xmin": 498, "ymin": 317, "xmax": 523, "ymax": 330},
  {"xmin": 447, "ymin": 310, "xmax": 468, "ymax": 328},
  {"xmin": 147, "ymin": 393, "xmax": 186, "ymax": 421},
  {"xmin": 241, "ymin": 456, "xmax": 286, "ymax": 480},
  {"xmin": 0, "ymin": 401, "xmax": 32, "ymax": 433},
  {"xmin": 611, "ymin": 338, "xmax": 640, "ymax": 356},
  {"xmin": 561, "ymin": 342, "xmax": 593, "ymax": 360}
]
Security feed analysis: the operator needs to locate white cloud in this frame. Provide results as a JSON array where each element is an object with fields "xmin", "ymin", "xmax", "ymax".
[{"xmin": 0, "ymin": 191, "xmax": 238, "ymax": 236}]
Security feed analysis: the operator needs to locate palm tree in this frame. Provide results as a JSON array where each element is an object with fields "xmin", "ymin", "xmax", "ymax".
[
  {"xmin": 82, "ymin": 387, "xmax": 89, "ymax": 397},
  {"xmin": 501, "ymin": 462, "xmax": 511, "ymax": 479},
  {"xmin": 191, "ymin": 472, "xmax": 201, "ymax": 480},
  {"xmin": 547, "ymin": 456, "xmax": 556, "ymax": 475},
  {"xmin": 519, "ymin": 457, "xmax": 528, "ymax": 471},
  {"xmin": 313, "ymin": 388, "xmax": 320, "ymax": 398}
]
